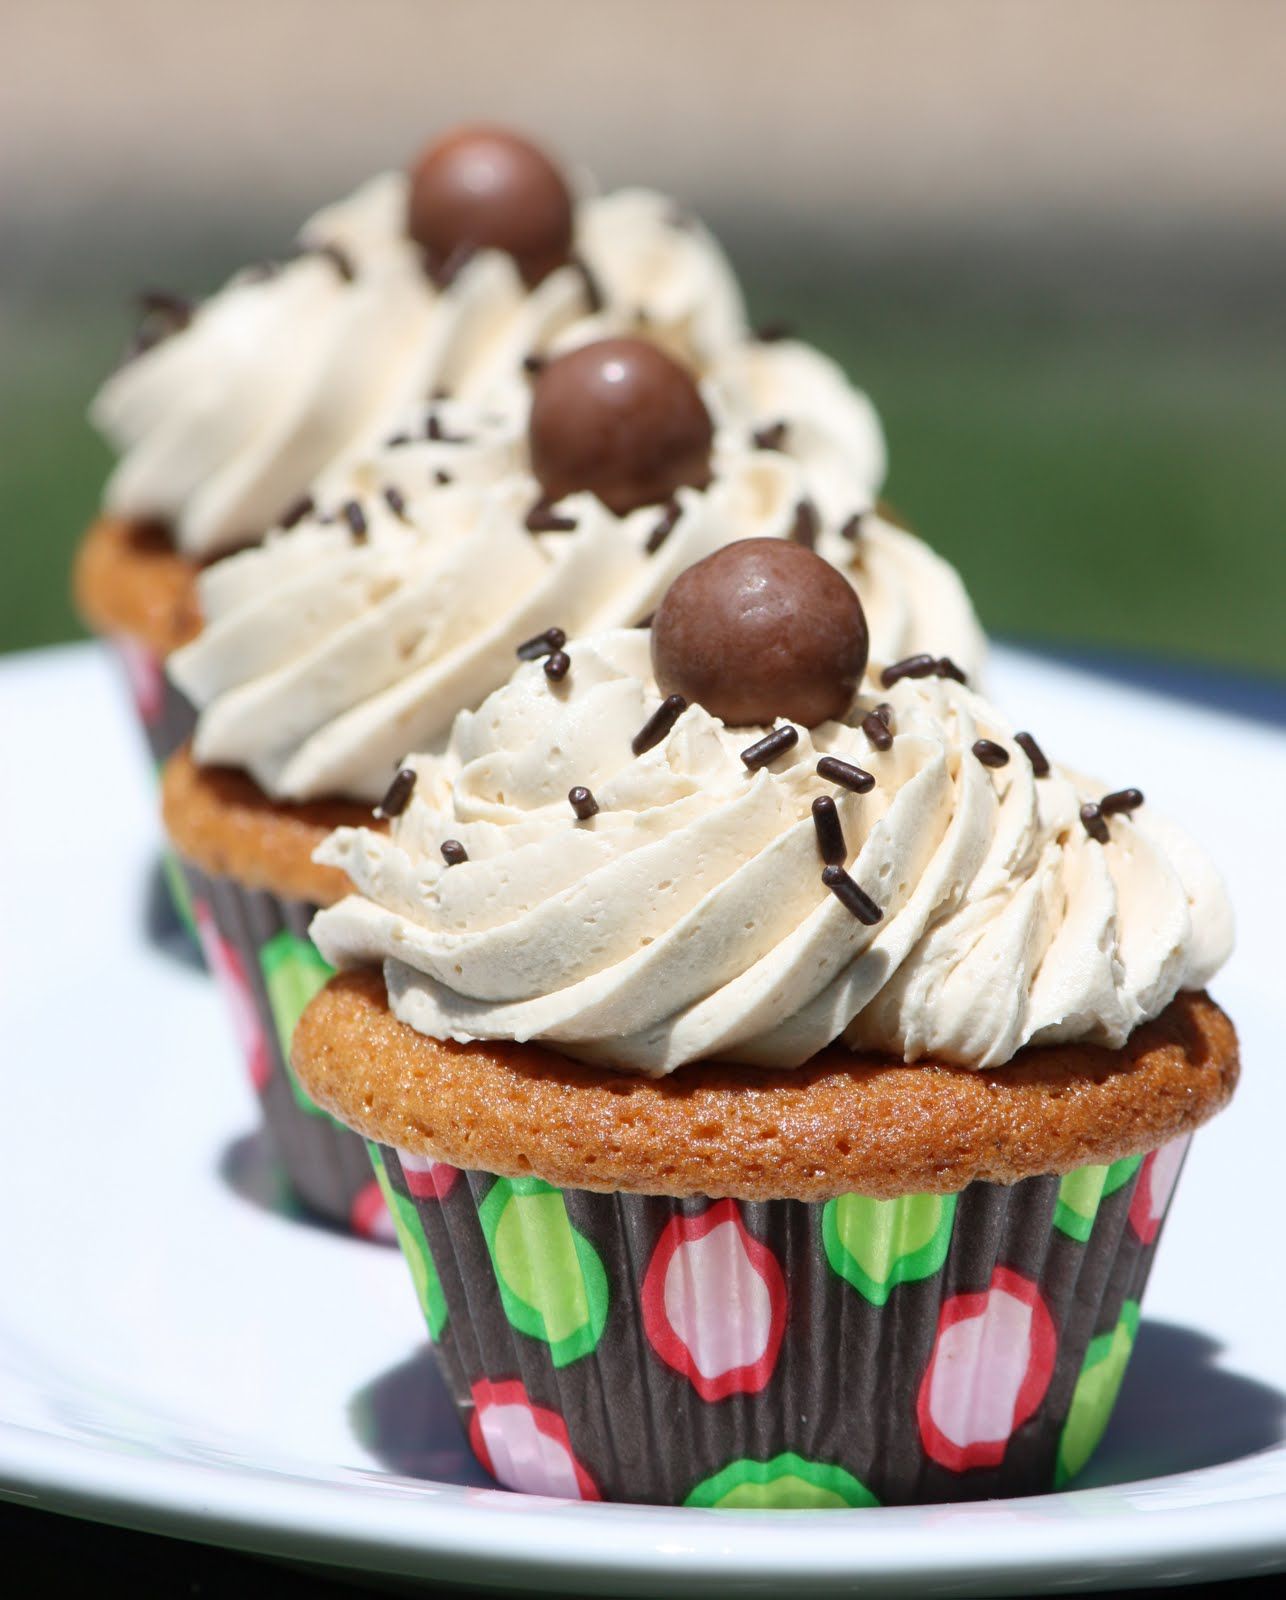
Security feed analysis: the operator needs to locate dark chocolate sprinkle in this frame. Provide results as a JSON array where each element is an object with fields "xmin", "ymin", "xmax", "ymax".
[
  {"xmin": 839, "ymin": 513, "xmax": 865, "ymax": 543},
  {"xmin": 740, "ymin": 725, "xmax": 799, "ymax": 770},
  {"xmin": 1080, "ymin": 802, "xmax": 1110, "ymax": 844},
  {"xmin": 645, "ymin": 498, "xmax": 683, "ymax": 555},
  {"xmin": 752, "ymin": 420, "xmax": 788, "ymax": 453},
  {"xmin": 821, "ymin": 864, "xmax": 883, "ymax": 925},
  {"xmin": 426, "ymin": 412, "xmax": 469, "ymax": 445},
  {"xmin": 789, "ymin": 499, "xmax": 820, "ymax": 549},
  {"xmin": 342, "ymin": 500, "xmax": 368, "ymax": 540},
  {"xmin": 383, "ymin": 485, "xmax": 408, "ymax": 521},
  {"xmin": 875, "ymin": 703, "xmax": 894, "ymax": 728},
  {"xmin": 526, "ymin": 499, "xmax": 578, "ymax": 534},
  {"xmin": 972, "ymin": 738, "xmax": 1010, "ymax": 768},
  {"xmin": 811, "ymin": 795, "xmax": 846, "ymax": 866},
  {"xmin": 373, "ymin": 767, "xmax": 416, "ymax": 820},
  {"xmin": 279, "ymin": 494, "xmax": 314, "ymax": 529},
  {"xmin": 516, "ymin": 626, "xmax": 567, "ymax": 661},
  {"xmin": 1101, "ymin": 787, "xmax": 1144, "ymax": 815},
  {"xmin": 430, "ymin": 241, "xmax": 477, "ymax": 290},
  {"xmin": 312, "ymin": 242, "xmax": 356, "ymax": 283},
  {"xmin": 754, "ymin": 320, "xmax": 795, "ymax": 343},
  {"xmin": 434, "ymin": 469, "xmax": 453, "ymax": 486},
  {"xmin": 544, "ymin": 650, "xmax": 571, "ymax": 682},
  {"xmin": 440, "ymin": 838, "xmax": 469, "ymax": 866},
  {"xmin": 137, "ymin": 289, "xmax": 193, "ymax": 323},
  {"xmin": 816, "ymin": 755, "xmax": 875, "ymax": 793},
  {"xmin": 385, "ymin": 431, "xmax": 413, "ymax": 449},
  {"xmin": 568, "ymin": 785, "xmax": 599, "ymax": 820},
  {"xmin": 862, "ymin": 710, "xmax": 893, "ymax": 751},
  {"xmin": 935, "ymin": 657, "xmax": 967, "ymax": 684},
  {"xmin": 632, "ymin": 694, "xmax": 687, "ymax": 756},
  {"xmin": 1015, "ymin": 732, "xmax": 1050, "ymax": 777},
  {"xmin": 522, "ymin": 352, "xmax": 547, "ymax": 375},
  {"xmin": 880, "ymin": 653, "xmax": 936, "ymax": 687},
  {"xmin": 572, "ymin": 254, "xmax": 604, "ymax": 312}
]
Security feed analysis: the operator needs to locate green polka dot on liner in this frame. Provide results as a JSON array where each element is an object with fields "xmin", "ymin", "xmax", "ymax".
[
  {"xmin": 1055, "ymin": 1299, "xmax": 1141, "ymax": 1486},
  {"xmin": 259, "ymin": 929, "xmax": 334, "ymax": 1117},
  {"xmin": 1054, "ymin": 1155, "xmax": 1143, "ymax": 1242},
  {"xmin": 685, "ymin": 1452, "xmax": 879, "ymax": 1509},
  {"xmin": 822, "ymin": 1191, "xmax": 957, "ymax": 1305},
  {"xmin": 479, "ymin": 1177, "xmax": 608, "ymax": 1368},
  {"xmin": 369, "ymin": 1146, "xmax": 447, "ymax": 1339}
]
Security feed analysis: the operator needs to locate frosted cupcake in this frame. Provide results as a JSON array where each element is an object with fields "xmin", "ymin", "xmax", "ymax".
[
  {"xmin": 161, "ymin": 335, "xmax": 977, "ymax": 1235},
  {"xmin": 297, "ymin": 543, "xmax": 1237, "ymax": 1504},
  {"xmin": 72, "ymin": 124, "xmax": 749, "ymax": 771}
]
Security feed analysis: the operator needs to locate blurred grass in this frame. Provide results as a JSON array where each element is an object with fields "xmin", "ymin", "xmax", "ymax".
[{"xmin": 3, "ymin": 263, "xmax": 1283, "ymax": 675}]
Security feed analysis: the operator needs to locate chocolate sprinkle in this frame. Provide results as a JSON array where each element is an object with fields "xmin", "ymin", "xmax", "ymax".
[
  {"xmin": 839, "ymin": 513, "xmax": 865, "ymax": 543},
  {"xmin": 434, "ymin": 469, "xmax": 453, "ymax": 486},
  {"xmin": 645, "ymin": 498, "xmax": 683, "ymax": 555},
  {"xmin": 875, "ymin": 703, "xmax": 895, "ymax": 728},
  {"xmin": 1015, "ymin": 732, "xmax": 1051, "ymax": 777},
  {"xmin": 935, "ymin": 657, "xmax": 967, "ymax": 684},
  {"xmin": 821, "ymin": 865, "xmax": 883, "ymax": 925},
  {"xmin": 544, "ymin": 650, "xmax": 571, "ymax": 682},
  {"xmin": 342, "ymin": 500, "xmax": 368, "ymax": 540},
  {"xmin": 632, "ymin": 694, "xmax": 687, "ymax": 756},
  {"xmin": 862, "ymin": 710, "xmax": 893, "ymax": 751},
  {"xmin": 752, "ymin": 420, "xmax": 788, "ymax": 452},
  {"xmin": 440, "ymin": 839, "xmax": 469, "ymax": 866},
  {"xmin": 1101, "ymin": 787, "xmax": 1145, "ymax": 815},
  {"xmin": 516, "ymin": 626, "xmax": 567, "ymax": 661},
  {"xmin": 430, "ymin": 241, "xmax": 478, "ymax": 290},
  {"xmin": 526, "ymin": 499, "xmax": 578, "ymax": 534},
  {"xmin": 373, "ymin": 767, "xmax": 416, "ymax": 820},
  {"xmin": 568, "ymin": 785, "xmax": 599, "ymax": 820},
  {"xmin": 1080, "ymin": 802, "xmax": 1110, "ymax": 844},
  {"xmin": 740, "ymin": 725, "xmax": 799, "ymax": 770},
  {"xmin": 880, "ymin": 653, "xmax": 936, "ymax": 687},
  {"xmin": 279, "ymin": 494, "xmax": 314, "ymax": 529},
  {"xmin": 789, "ymin": 499, "xmax": 820, "ymax": 549},
  {"xmin": 426, "ymin": 412, "xmax": 469, "ymax": 445},
  {"xmin": 816, "ymin": 755, "xmax": 875, "ymax": 794},
  {"xmin": 522, "ymin": 352, "xmax": 547, "ymax": 375},
  {"xmin": 312, "ymin": 242, "xmax": 356, "ymax": 283},
  {"xmin": 385, "ymin": 431, "xmax": 413, "ymax": 449},
  {"xmin": 127, "ymin": 289, "xmax": 193, "ymax": 358},
  {"xmin": 972, "ymin": 738, "xmax": 1010, "ymax": 768},
  {"xmin": 383, "ymin": 485, "xmax": 408, "ymax": 521},
  {"xmin": 754, "ymin": 320, "xmax": 795, "ymax": 343},
  {"xmin": 572, "ymin": 255, "xmax": 604, "ymax": 313},
  {"xmin": 811, "ymin": 795, "xmax": 846, "ymax": 866}
]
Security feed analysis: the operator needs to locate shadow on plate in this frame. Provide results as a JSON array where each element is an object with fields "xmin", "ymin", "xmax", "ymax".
[
  {"xmin": 141, "ymin": 856, "xmax": 203, "ymax": 970},
  {"xmin": 352, "ymin": 1318, "xmax": 1286, "ymax": 1499},
  {"xmin": 218, "ymin": 1129, "xmax": 323, "ymax": 1231},
  {"xmin": 350, "ymin": 1346, "xmax": 492, "ymax": 1489},
  {"xmin": 1080, "ymin": 1318, "xmax": 1286, "ymax": 1487}
]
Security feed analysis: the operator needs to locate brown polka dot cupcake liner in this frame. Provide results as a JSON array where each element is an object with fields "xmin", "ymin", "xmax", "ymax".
[
  {"xmin": 368, "ymin": 1134, "xmax": 1190, "ymax": 1506},
  {"xmin": 179, "ymin": 861, "xmax": 391, "ymax": 1240}
]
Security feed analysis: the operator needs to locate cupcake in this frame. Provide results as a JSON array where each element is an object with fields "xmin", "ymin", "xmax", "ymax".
[
  {"xmin": 161, "ymin": 326, "xmax": 979, "ymax": 1236},
  {"xmin": 72, "ymin": 123, "xmax": 748, "ymax": 775},
  {"xmin": 298, "ymin": 543, "xmax": 1237, "ymax": 1504}
]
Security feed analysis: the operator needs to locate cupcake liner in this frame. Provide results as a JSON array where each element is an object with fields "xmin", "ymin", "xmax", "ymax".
[
  {"xmin": 110, "ymin": 634, "xmax": 198, "ymax": 770},
  {"xmin": 368, "ymin": 1136, "xmax": 1190, "ymax": 1506},
  {"xmin": 180, "ymin": 860, "xmax": 392, "ymax": 1240},
  {"xmin": 110, "ymin": 635, "xmax": 200, "ymax": 942}
]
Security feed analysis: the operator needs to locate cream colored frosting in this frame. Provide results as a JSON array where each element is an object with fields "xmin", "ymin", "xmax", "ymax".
[
  {"xmin": 311, "ymin": 629, "xmax": 1232, "ymax": 1075},
  {"xmin": 91, "ymin": 176, "xmax": 748, "ymax": 561},
  {"xmin": 167, "ymin": 336, "xmax": 976, "ymax": 806}
]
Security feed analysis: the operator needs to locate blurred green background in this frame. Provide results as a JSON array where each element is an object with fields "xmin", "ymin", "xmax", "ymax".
[{"xmin": 4, "ymin": 0, "xmax": 1283, "ymax": 677}]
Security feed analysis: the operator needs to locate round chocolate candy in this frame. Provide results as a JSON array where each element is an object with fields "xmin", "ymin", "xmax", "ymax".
[
  {"xmin": 407, "ymin": 125, "xmax": 574, "ymax": 287},
  {"xmin": 528, "ymin": 338, "xmax": 713, "ymax": 516},
  {"xmin": 651, "ymin": 539, "xmax": 869, "ymax": 728}
]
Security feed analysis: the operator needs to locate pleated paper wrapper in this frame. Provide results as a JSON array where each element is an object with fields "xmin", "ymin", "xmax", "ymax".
[
  {"xmin": 369, "ymin": 1136, "xmax": 1190, "ymax": 1506},
  {"xmin": 181, "ymin": 861, "xmax": 393, "ymax": 1241}
]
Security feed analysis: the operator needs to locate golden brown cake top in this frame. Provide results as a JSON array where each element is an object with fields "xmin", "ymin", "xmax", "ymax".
[
  {"xmin": 293, "ymin": 970, "xmax": 1237, "ymax": 1200},
  {"xmin": 161, "ymin": 743, "xmax": 381, "ymax": 906},
  {"xmin": 72, "ymin": 515, "xmax": 201, "ymax": 657}
]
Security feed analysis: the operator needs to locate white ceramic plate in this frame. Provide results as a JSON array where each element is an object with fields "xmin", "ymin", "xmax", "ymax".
[{"xmin": 1, "ymin": 642, "xmax": 1283, "ymax": 1597}]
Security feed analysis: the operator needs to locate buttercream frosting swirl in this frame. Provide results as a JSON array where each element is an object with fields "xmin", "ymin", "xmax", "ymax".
[
  {"xmin": 92, "ymin": 177, "xmax": 747, "ymax": 561},
  {"xmin": 311, "ymin": 629, "xmax": 1232, "ymax": 1075},
  {"xmin": 167, "ymin": 339, "xmax": 977, "ymax": 805}
]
